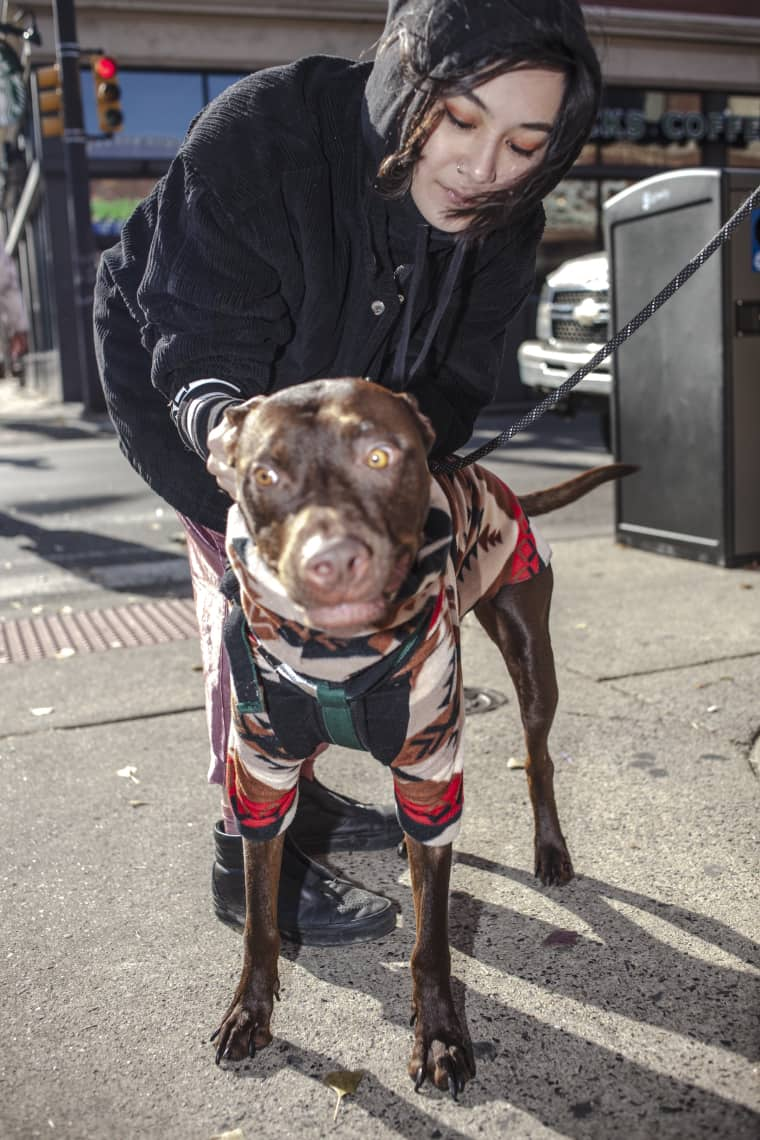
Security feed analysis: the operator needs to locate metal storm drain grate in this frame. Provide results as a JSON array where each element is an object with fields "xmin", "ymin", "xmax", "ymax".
[{"xmin": 0, "ymin": 598, "xmax": 198, "ymax": 665}]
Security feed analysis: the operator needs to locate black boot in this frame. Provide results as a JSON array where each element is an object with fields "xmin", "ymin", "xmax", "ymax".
[
  {"xmin": 288, "ymin": 775, "xmax": 402, "ymax": 853},
  {"xmin": 211, "ymin": 822, "xmax": 397, "ymax": 945}
]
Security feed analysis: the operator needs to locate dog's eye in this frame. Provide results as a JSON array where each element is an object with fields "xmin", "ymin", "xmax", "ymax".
[
  {"xmin": 253, "ymin": 466, "xmax": 278, "ymax": 487},
  {"xmin": 366, "ymin": 448, "xmax": 391, "ymax": 470}
]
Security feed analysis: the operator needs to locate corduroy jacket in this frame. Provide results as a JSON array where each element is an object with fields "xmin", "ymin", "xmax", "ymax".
[{"xmin": 94, "ymin": 55, "xmax": 544, "ymax": 533}]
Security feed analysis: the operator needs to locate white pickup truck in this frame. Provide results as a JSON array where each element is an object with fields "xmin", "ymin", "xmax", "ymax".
[{"xmin": 517, "ymin": 251, "xmax": 611, "ymax": 446}]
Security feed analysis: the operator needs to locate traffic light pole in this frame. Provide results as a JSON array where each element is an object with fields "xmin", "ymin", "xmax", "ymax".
[{"xmin": 51, "ymin": 0, "xmax": 104, "ymax": 411}]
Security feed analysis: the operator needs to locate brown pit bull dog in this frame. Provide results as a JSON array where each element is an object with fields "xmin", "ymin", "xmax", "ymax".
[{"xmin": 210, "ymin": 377, "xmax": 634, "ymax": 1098}]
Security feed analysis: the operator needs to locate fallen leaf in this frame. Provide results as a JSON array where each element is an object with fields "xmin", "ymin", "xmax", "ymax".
[
  {"xmin": 706, "ymin": 705, "xmax": 721, "ymax": 714},
  {"xmin": 324, "ymin": 1069, "xmax": 364, "ymax": 1121},
  {"xmin": 55, "ymin": 647, "xmax": 76, "ymax": 660},
  {"xmin": 117, "ymin": 765, "xmax": 140, "ymax": 784},
  {"xmin": 129, "ymin": 800, "xmax": 149, "ymax": 808},
  {"xmin": 31, "ymin": 604, "xmax": 44, "ymax": 614},
  {"xmin": 575, "ymin": 622, "xmax": 588, "ymax": 630},
  {"xmin": 543, "ymin": 929, "xmax": 580, "ymax": 948},
  {"xmin": 507, "ymin": 756, "xmax": 525, "ymax": 770},
  {"xmin": 30, "ymin": 706, "xmax": 54, "ymax": 717},
  {"xmin": 210, "ymin": 1130, "xmax": 245, "ymax": 1140}
]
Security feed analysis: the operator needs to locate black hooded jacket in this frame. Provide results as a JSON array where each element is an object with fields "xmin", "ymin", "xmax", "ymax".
[{"xmin": 93, "ymin": 0, "xmax": 595, "ymax": 534}]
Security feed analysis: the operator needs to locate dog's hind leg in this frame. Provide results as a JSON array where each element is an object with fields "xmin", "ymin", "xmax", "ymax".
[
  {"xmin": 406, "ymin": 836, "xmax": 476, "ymax": 1098},
  {"xmin": 212, "ymin": 832, "xmax": 284, "ymax": 1062},
  {"xmin": 474, "ymin": 566, "xmax": 573, "ymax": 886}
]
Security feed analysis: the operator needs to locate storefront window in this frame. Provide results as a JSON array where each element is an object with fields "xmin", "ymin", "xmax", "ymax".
[
  {"xmin": 726, "ymin": 95, "xmax": 760, "ymax": 168},
  {"xmin": 86, "ymin": 72, "xmax": 248, "ymax": 242},
  {"xmin": 90, "ymin": 177, "xmax": 158, "ymax": 244},
  {"xmin": 595, "ymin": 89, "xmax": 702, "ymax": 169},
  {"xmin": 591, "ymin": 87, "xmax": 760, "ymax": 170},
  {"xmin": 81, "ymin": 69, "xmax": 248, "ymax": 152},
  {"xmin": 538, "ymin": 178, "xmax": 631, "ymax": 275},
  {"xmin": 82, "ymin": 70, "xmax": 204, "ymax": 146}
]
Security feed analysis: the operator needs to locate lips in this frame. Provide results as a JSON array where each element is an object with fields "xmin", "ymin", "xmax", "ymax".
[{"xmin": 440, "ymin": 184, "xmax": 475, "ymax": 208}]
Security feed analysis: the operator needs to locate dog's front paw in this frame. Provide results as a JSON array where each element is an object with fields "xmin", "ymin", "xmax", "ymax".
[
  {"xmin": 211, "ymin": 983, "xmax": 278, "ymax": 1064},
  {"xmin": 535, "ymin": 837, "xmax": 574, "ymax": 886},
  {"xmin": 408, "ymin": 992, "xmax": 475, "ymax": 1099}
]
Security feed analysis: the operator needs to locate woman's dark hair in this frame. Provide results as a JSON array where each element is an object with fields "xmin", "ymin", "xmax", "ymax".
[{"xmin": 374, "ymin": 26, "xmax": 601, "ymax": 239}]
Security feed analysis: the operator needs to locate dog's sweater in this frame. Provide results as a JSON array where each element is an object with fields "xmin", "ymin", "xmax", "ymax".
[{"xmin": 223, "ymin": 464, "xmax": 550, "ymax": 847}]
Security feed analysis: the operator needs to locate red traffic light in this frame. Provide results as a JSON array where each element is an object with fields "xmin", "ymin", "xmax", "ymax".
[{"xmin": 94, "ymin": 55, "xmax": 117, "ymax": 81}]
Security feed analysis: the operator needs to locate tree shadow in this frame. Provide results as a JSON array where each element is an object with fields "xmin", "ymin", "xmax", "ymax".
[
  {"xmin": 226, "ymin": 846, "xmax": 760, "ymax": 1135},
  {"xmin": 449, "ymin": 853, "xmax": 759, "ymax": 1059},
  {"xmin": 0, "ymin": 508, "xmax": 189, "ymax": 595},
  {"xmin": 0, "ymin": 415, "xmax": 113, "ymax": 442},
  {"xmin": 0, "ymin": 454, "xmax": 51, "ymax": 470},
  {"xmin": 214, "ymin": 868, "xmax": 758, "ymax": 1138}
]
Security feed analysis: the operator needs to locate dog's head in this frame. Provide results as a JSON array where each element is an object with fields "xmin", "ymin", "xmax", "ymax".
[{"xmin": 223, "ymin": 378, "xmax": 435, "ymax": 632}]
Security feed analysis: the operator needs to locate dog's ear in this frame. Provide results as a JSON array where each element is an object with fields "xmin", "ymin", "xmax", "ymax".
[
  {"xmin": 222, "ymin": 395, "xmax": 266, "ymax": 466},
  {"xmin": 397, "ymin": 392, "xmax": 436, "ymax": 455}
]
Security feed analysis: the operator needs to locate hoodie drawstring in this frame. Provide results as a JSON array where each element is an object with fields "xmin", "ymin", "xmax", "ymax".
[{"xmin": 391, "ymin": 233, "xmax": 467, "ymax": 385}]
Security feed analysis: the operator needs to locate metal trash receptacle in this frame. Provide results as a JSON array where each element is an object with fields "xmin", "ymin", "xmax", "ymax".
[{"xmin": 603, "ymin": 168, "xmax": 760, "ymax": 567}]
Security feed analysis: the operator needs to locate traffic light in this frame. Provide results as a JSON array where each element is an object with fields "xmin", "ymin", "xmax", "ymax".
[
  {"xmin": 91, "ymin": 55, "xmax": 123, "ymax": 134},
  {"xmin": 36, "ymin": 63, "xmax": 63, "ymax": 139}
]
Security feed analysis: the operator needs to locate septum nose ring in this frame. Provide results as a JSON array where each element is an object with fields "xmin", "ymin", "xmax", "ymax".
[{"xmin": 456, "ymin": 162, "xmax": 465, "ymax": 175}]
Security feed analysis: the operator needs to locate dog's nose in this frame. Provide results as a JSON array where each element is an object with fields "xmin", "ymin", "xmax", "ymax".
[{"xmin": 301, "ymin": 537, "xmax": 371, "ymax": 592}]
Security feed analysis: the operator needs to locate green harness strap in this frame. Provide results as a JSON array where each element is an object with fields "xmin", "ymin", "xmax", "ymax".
[
  {"xmin": 314, "ymin": 682, "xmax": 364, "ymax": 750},
  {"xmin": 310, "ymin": 598, "xmax": 437, "ymax": 751}
]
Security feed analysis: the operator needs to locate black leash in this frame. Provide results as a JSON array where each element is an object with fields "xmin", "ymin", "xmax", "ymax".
[{"xmin": 431, "ymin": 182, "xmax": 760, "ymax": 475}]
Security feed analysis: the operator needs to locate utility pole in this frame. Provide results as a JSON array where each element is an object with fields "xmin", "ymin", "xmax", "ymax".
[{"xmin": 51, "ymin": 0, "xmax": 104, "ymax": 411}]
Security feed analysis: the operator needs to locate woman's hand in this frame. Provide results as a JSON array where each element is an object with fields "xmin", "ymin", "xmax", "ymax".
[{"xmin": 206, "ymin": 417, "xmax": 238, "ymax": 500}]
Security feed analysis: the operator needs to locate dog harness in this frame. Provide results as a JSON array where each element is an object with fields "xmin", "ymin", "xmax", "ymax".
[{"xmin": 223, "ymin": 464, "xmax": 551, "ymax": 847}]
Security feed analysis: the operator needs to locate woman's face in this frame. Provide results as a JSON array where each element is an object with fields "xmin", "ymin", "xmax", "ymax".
[{"xmin": 410, "ymin": 67, "xmax": 566, "ymax": 232}]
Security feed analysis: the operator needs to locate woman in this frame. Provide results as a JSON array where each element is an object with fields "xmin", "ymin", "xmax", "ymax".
[{"xmin": 93, "ymin": 0, "xmax": 601, "ymax": 944}]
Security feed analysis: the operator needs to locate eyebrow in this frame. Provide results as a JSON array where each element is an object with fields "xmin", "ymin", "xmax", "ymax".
[{"xmin": 462, "ymin": 90, "xmax": 554, "ymax": 133}]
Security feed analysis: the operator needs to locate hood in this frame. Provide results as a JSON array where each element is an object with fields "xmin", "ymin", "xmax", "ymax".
[{"xmin": 362, "ymin": 0, "xmax": 597, "ymax": 168}]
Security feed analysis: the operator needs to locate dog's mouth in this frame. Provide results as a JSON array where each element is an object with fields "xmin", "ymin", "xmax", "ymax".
[
  {"xmin": 301, "ymin": 551, "xmax": 413, "ymax": 633},
  {"xmin": 302, "ymin": 597, "xmax": 392, "ymax": 632}
]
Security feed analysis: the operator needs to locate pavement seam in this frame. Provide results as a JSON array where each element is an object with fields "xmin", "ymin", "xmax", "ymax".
[
  {"xmin": 565, "ymin": 649, "xmax": 760, "ymax": 683},
  {"xmin": 0, "ymin": 702, "xmax": 206, "ymax": 740}
]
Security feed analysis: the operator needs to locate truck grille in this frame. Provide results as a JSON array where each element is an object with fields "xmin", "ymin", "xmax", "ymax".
[
  {"xmin": 551, "ymin": 289, "xmax": 608, "ymax": 345},
  {"xmin": 553, "ymin": 290, "xmax": 606, "ymax": 306},
  {"xmin": 552, "ymin": 318, "xmax": 608, "ymax": 343}
]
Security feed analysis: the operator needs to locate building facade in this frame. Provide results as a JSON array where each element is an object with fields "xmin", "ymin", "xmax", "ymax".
[{"xmin": 6, "ymin": 0, "xmax": 760, "ymax": 400}]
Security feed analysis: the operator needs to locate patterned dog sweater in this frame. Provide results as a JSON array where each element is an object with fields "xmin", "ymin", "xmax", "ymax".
[{"xmin": 223, "ymin": 463, "xmax": 550, "ymax": 846}]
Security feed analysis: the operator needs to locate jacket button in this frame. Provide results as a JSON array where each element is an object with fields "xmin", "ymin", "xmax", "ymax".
[{"xmin": 371, "ymin": 300, "xmax": 385, "ymax": 316}]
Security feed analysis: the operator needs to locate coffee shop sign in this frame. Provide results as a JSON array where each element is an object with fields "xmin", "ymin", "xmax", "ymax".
[{"xmin": 594, "ymin": 107, "xmax": 760, "ymax": 145}]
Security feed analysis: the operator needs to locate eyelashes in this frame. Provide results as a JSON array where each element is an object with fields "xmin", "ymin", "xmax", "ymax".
[
  {"xmin": 443, "ymin": 105, "xmax": 542, "ymax": 159},
  {"xmin": 444, "ymin": 106, "xmax": 474, "ymax": 131},
  {"xmin": 509, "ymin": 141, "xmax": 539, "ymax": 158}
]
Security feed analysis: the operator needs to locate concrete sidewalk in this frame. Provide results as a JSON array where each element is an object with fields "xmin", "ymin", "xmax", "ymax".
[{"xmin": 1, "ymin": 386, "xmax": 759, "ymax": 1139}]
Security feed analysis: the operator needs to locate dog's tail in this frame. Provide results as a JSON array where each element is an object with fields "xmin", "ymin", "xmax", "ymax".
[{"xmin": 518, "ymin": 463, "xmax": 638, "ymax": 517}]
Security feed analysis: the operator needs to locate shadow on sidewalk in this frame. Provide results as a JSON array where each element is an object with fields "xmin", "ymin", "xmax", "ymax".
[
  {"xmin": 0, "ymin": 508, "xmax": 187, "ymax": 594},
  {"xmin": 238, "ymin": 849, "xmax": 760, "ymax": 1136}
]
